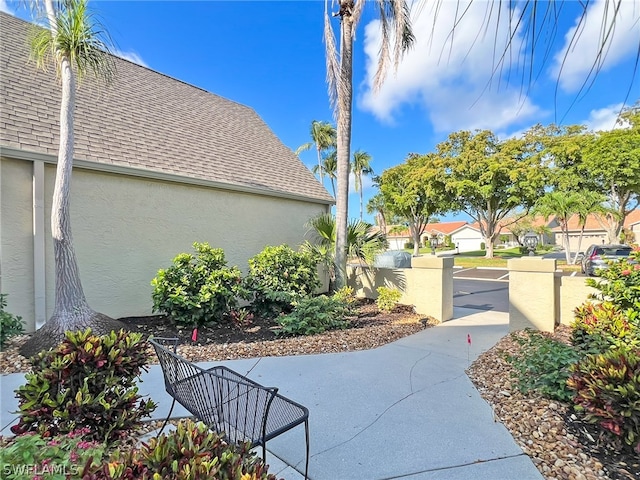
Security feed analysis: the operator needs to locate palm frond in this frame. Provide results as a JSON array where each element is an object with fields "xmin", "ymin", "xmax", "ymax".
[{"xmin": 324, "ymin": 0, "xmax": 340, "ymax": 116}]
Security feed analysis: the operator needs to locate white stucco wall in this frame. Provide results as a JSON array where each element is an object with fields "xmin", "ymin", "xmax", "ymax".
[{"xmin": 1, "ymin": 157, "xmax": 329, "ymax": 331}]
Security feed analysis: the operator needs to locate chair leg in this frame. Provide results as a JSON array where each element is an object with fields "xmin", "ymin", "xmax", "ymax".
[
  {"xmin": 304, "ymin": 419, "xmax": 310, "ymax": 480},
  {"xmin": 157, "ymin": 397, "xmax": 176, "ymax": 436}
]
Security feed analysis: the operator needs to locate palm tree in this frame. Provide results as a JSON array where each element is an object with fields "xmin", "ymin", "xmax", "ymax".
[
  {"xmin": 301, "ymin": 213, "xmax": 387, "ymax": 292},
  {"xmin": 312, "ymin": 149, "xmax": 338, "ymax": 197},
  {"xmin": 366, "ymin": 192, "xmax": 388, "ymax": 234},
  {"xmin": 324, "ymin": 0, "xmax": 415, "ymax": 289},
  {"xmin": 295, "ymin": 120, "xmax": 336, "ymax": 183},
  {"xmin": 533, "ymin": 192, "xmax": 582, "ymax": 264},
  {"xmin": 351, "ymin": 150, "xmax": 374, "ymax": 221},
  {"xmin": 21, "ymin": 0, "xmax": 121, "ymax": 357},
  {"xmin": 572, "ymin": 191, "xmax": 609, "ymax": 264}
]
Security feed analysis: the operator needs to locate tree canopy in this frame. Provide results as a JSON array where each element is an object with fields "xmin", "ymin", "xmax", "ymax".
[
  {"xmin": 434, "ymin": 130, "xmax": 547, "ymax": 258},
  {"xmin": 377, "ymin": 153, "xmax": 451, "ymax": 256}
]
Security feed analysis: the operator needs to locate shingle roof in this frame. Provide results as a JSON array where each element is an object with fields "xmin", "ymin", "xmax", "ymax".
[{"xmin": 0, "ymin": 13, "xmax": 333, "ymax": 204}]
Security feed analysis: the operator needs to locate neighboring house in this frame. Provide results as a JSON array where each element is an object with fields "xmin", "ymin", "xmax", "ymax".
[
  {"xmin": 551, "ymin": 209, "xmax": 640, "ymax": 252},
  {"xmin": 0, "ymin": 13, "xmax": 333, "ymax": 331},
  {"xmin": 385, "ymin": 221, "xmax": 467, "ymax": 250},
  {"xmin": 449, "ymin": 223, "xmax": 485, "ymax": 253}
]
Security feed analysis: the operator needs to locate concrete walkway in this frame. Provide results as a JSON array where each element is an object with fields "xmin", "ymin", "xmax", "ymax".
[{"xmin": 1, "ymin": 307, "xmax": 543, "ymax": 480}]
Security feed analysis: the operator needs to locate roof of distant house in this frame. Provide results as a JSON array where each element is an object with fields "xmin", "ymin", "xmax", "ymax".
[
  {"xmin": 0, "ymin": 12, "xmax": 333, "ymax": 204},
  {"xmin": 386, "ymin": 221, "xmax": 469, "ymax": 238}
]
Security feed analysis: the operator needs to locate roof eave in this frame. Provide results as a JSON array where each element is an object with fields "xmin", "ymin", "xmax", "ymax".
[{"xmin": 0, "ymin": 146, "xmax": 335, "ymax": 206}]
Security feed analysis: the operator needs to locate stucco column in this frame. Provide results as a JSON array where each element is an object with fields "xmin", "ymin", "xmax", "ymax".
[
  {"xmin": 508, "ymin": 257, "xmax": 557, "ymax": 332},
  {"xmin": 410, "ymin": 256, "xmax": 454, "ymax": 322}
]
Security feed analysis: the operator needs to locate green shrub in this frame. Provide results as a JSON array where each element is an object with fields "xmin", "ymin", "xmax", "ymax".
[
  {"xmin": 506, "ymin": 330, "xmax": 580, "ymax": 402},
  {"xmin": 11, "ymin": 329, "xmax": 156, "ymax": 444},
  {"xmin": 0, "ymin": 293, "xmax": 23, "ymax": 350},
  {"xmin": 572, "ymin": 301, "xmax": 640, "ymax": 354},
  {"xmin": 568, "ymin": 347, "xmax": 640, "ymax": 453},
  {"xmin": 151, "ymin": 242, "xmax": 245, "ymax": 328},
  {"xmin": 95, "ymin": 419, "xmax": 276, "ymax": 480},
  {"xmin": 332, "ymin": 285, "xmax": 357, "ymax": 306},
  {"xmin": 376, "ymin": 286, "xmax": 402, "ymax": 313},
  {"xmin": 245, "ymin": 245, "xmax": 320, "ymax": 318},
  {"xmin": 276, "ymin": 295, "xmax": 351, "ymax": 336},
  {"xmin": 0, "ymin": 429, "xmax": 105, "ymax": 479},
  {"xmin": 586, "ymin": 246, "xmax": 640, "ymax": 313},
  {"xmin": 404, "ymin": 241, "xmax": 414, "ymax": 250}
]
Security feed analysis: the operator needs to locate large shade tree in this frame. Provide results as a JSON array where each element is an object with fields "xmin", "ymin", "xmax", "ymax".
[
  {"xmin": 21, "ymin": 0, "xmax": 122, "ymax": 357},
  {"xmin": 324, "ymin": 0, "xmax": 415, "ymax": 288},
  {"xmin": 378, "ymin": 153, "xmax": 451, "ymax": 257},
  {"xmin": 435, "ymin": 130, "xmax": 547, "ymax": 258},
  {"xmin": 582, "ymin": 105, "xmax": 640, "ymax": 243}
]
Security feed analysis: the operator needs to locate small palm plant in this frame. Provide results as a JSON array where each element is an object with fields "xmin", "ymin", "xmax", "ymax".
[{"xmin": 302, "ymin": 213, "xmax": 387, "ymax": 292}]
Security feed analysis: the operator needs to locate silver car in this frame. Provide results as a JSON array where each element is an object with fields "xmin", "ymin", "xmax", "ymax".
[{"xmin": 580, "ymin": 244, "xmax": 633, "ymax": 276}]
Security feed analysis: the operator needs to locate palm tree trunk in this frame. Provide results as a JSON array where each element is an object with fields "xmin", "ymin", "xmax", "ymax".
[
  {"xmin": 52, "ymin": 55, "xmax": 92, "ymax": 322},
  {"xmin": 358, "ymin": 178, "xmax": 364, "ymax": 221},
  {"xmin": 316, "ymin": 146, "xmax": 324, "ymax": 182},
  {"xmin": 334, "ymin": 15, "xmax": 353, "ymax": 289}
]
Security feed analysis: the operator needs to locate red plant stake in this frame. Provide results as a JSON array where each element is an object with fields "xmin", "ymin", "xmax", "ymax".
[{"xmin": 192, "ymin": 328, "xmax": 198, "ymax": 342}]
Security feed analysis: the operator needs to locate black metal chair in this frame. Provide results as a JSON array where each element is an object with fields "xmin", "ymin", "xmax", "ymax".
[{"xmin": 149, "ymin": 338, "xmax": 310, "ymax": 479}]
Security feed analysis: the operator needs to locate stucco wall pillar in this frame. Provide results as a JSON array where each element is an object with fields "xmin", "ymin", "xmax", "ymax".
[
  {"xmin": 410, "ymin": 256, "xmax": 454, "ymax": 322},
  {"xmin": 508, "ymin": 257, "xmax": 557, "ymax": 332}
]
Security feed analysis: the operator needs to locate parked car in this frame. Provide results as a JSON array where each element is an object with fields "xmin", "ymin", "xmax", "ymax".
[{"xmin": 580, "ymin": 244, "xmax": 633, "ymax": 276}]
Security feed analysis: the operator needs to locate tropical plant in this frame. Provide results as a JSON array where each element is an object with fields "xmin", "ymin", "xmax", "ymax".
[
  {"xmin": 351, "ymin": 149, "xmax": 374, "ymax": 220},
  {"xmin": 296, "ymin": 120, "xmax": 336, "ymax": 183},
  {"xmin": 366, "ymin": 192, "xmax": 388, "ymax": 234},
  {"xmin": 568, "ymin": 347, "xmax": 640, "ymax": 454},
  {"xmin": 324, "ymin": 0, "xmax": 415, "ymax": 289},
  {"xmin": 94, "ymin": 419, "xmax": 276, "ymax": 479},
  {"xmin": 313, "ymin": 148, "xmax": 338, "ymax": 197},
  {"xmin": 533, "ymin": 191, "xmax": 584, "ymax": 264},
  {"xmin": 0, "ymin": 294, "xmax": 24, "ymax": 350},
  {"xmin": 572, "ymin": 302, "xmax": 640, "ymax": 355},
  {"xmin": 571, "ymin": 191, "xmax": 610, "ymax": 263},
  {"xmin": 151, "ymin": 242, "xmax": 245, "ymax": 329},
  {"xmin": 11, "ymin": 329, "xmax": 156, "ymax": 444},
  {"xmin": 20, "ymin": 0, "xmax": 122, "ymax": 358},
  {"xmin": 301, "ymin": 213, "xmax": 387, "ymax": 291},
  {"xmin": 244, "ymin": 245, "xmax": 320, "ymax": 318}
]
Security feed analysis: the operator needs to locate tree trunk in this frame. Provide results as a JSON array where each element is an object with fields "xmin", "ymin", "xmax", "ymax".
[
  {"xmin": 20, "ymin": 12, "xmax": 123, "ymax": 357},
  {"xmin": 316, "ymin": 146, "xmax": 324, "ymax": 182},
  {"xmin": 572, "ymin": 226, "xmax": 586, "ymax": 264},
  {"xmin": 334, "ymin": 15, "xmax": 353, "ymax": 289},
  {"xmin": 359, "ymin": 181, "xmax": 364, "ymax": 221}
]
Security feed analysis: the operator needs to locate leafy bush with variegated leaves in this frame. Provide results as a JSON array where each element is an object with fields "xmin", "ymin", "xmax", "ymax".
[
  {"xmin": 568, "ymin": 347, "xmax": 640, "ymax": 454},
  {"xmin": 11, "ymin": 329, "xmax": 156, "ymax": 444}
]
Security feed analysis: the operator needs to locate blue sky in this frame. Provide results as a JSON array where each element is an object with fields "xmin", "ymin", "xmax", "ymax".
[{"xmin": 3, "ymin": 0, "xmax": 639, "ymax": 224}]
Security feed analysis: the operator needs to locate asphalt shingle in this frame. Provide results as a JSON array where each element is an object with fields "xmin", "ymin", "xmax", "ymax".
[{"xmin": 0, "ymin": 13, "xmax": 333, "ymax": 204}]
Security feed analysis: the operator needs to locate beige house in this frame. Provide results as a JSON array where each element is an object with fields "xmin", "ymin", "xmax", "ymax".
[
  {"xmin": 0, "ymin": 13, "xmax": 333, "ymax": 331},
  {"xmin": 550, "ymin": 209, "xmax": 640, "ymax": 252}
]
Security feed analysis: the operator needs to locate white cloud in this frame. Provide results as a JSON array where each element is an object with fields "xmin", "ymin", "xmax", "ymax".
[
  {"xmin": 0, "ymin": 0, "xmax": 14, "ymax": 14},
  {"xmin": 551, "ymin": 0, "xmax": 640, "ymax": 92},
  {"xmin": 112, "ymin": 49, "xmax": 148, "ymax": 68},
  {"xmin": 583, "ymin": 103, "xmax": 625, "ymax": 131},
  {"xmin": 359, "ymin": 0, "xmax": 543, "ymax": 132}
]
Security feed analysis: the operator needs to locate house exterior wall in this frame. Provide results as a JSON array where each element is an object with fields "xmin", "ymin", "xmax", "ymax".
[
  {"xmin": 1, "ymin": 157, "xmax": 328, "ymax": 332},
  {"xmin": 554, "ymin": 232, "xmax": 607, "ymax": 253}
]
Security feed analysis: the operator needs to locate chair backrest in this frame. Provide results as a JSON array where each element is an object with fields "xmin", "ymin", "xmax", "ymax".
[{"xmin": 148, "ymin": 338, "xmax": 278, "ymax": 445}]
